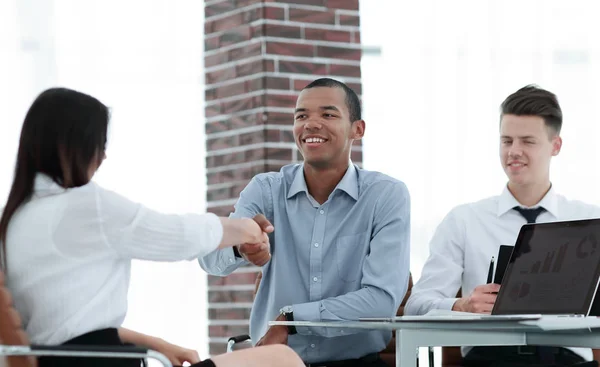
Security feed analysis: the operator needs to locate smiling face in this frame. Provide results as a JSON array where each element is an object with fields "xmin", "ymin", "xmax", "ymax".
[
  {"xmin": 293, "ymin": 87, "xmax": 364, "ymax": 170},
  {"xmin": 500, "ymin": 114, "xmax": 562, "ymax": 187}
]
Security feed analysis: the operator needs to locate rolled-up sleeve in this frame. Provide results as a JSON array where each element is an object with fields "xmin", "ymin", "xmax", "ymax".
[{"xmin": 293, "ymin": 182, "xmax": 411, "ymax": 337}]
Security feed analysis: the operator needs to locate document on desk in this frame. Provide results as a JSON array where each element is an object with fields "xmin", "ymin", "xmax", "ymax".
[
  {"xmin": 521, "ymin": 316, "xmax": 600, "ymax": 330},
  {"xmin": 360, "ymin": 309, "xmax": 541, "ymax": 322},
  {"xmin": 404, "ymin": 309, "xmax": 541, "ymax": 321}
]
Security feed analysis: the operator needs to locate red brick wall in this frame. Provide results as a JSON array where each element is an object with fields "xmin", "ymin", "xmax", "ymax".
[{"xmin": 204, "ymin": 0, "xmax": 362, "ymax": 355}]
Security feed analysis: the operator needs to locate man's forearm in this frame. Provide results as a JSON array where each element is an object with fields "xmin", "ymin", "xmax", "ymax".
[{"xmin": 292, "ymin": 285, "xmax": 397, "ymax": 337}]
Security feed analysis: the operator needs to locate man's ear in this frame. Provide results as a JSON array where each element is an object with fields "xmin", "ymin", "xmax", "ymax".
[
  {"xmin": 351, "ymin": 120, "xmax": 365, "ymax": 140},
  {"xmin": 552, "ymin": 135, "xmax": 562, "ymax": 156}
]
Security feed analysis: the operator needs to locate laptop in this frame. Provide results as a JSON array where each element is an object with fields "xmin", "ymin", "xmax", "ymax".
[
  {"xmin": 491, "ymin": 218, "xmax": 600, "ymax": 317},
  {"xmin": 361, "ymin": 219, "xmax": 600, "ymax": 323}
]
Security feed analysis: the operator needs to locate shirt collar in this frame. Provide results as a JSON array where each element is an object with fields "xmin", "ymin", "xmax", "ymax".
[
  {"xmin": 496, "ymin": 184, "xmax": 559, "ymax": 218},
  {"xmin": 33, "ymin": 174, "xmax": 67, "ymax": 197},
  {"xmin": 287, "ymin": 163, "xmax": 359, "ymax": 201}
]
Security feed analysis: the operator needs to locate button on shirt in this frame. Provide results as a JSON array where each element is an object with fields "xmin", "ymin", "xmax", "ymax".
[
  {"xmin": 199, "ymin": 163, "xmax": 411, "ymax": 363},
  {"xmin": 404, "ymin": 185, "xmax": 600, "ymax": 361}
]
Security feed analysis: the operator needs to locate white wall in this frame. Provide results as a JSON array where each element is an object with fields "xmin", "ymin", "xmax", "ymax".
[
  {"xmin": 361, "ymin": 0, "xmax": 600, "ymax": 280},
  {"xmin": 0, "ymin": 0, "xmax": 208, "ymax": 361}
]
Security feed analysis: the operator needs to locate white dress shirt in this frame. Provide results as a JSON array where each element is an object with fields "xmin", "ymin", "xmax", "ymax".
[
  {"xmin": 405, "ymin": 185, "xmax": 600, "ymax": 360},
  {"xmin": 4, "ymin": 174, "xmax": 223, "ymax": 345}
]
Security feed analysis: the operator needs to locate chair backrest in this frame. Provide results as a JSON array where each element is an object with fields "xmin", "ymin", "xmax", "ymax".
[
  {"xmin": 396, "ymin": 274, "xmax": 414, "ymax": 317},
  {"xmin": 380, "ymin": 273, "xmax": 414, "ymax": 367},
  {"xmin": 441, "ymin": 289, "xmax": 463, "ymax": 367},
  {"xmin": 0, "ymin": 271, "xmax": 36, "ymax": 367}
]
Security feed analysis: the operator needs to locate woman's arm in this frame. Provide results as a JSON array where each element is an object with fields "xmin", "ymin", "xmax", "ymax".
[
  {"xmin": 118, "ymin": 328, "xmax": 200, "ymax": 365},
  {"xmin": 211, "ymin": 345, "xmax": 304, "ymax": 367},
  {"xmin": 83, "ymin": 184, "xmax": 268, "ymax": 261}
]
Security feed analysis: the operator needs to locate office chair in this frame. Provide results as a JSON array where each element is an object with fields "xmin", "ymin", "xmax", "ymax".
[{"xmin": 0, "ymin": 271, "xmax": 172, "ymax": 367}]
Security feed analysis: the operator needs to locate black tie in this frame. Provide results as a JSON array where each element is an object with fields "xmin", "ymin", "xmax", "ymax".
[{"xmin": 513, "ymin": 206, "xmax": 546, "ymax": 224}]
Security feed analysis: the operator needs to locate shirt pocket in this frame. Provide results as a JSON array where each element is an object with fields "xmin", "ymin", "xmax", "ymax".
[{"xmin": 333, "ymin": 231, "xmax": 369, "ymax": 283}]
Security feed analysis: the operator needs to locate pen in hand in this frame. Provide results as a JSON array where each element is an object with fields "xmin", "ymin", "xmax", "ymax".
[{"xmin": 486, "ymin": 256, "xmax": 495, "ymax": 284}]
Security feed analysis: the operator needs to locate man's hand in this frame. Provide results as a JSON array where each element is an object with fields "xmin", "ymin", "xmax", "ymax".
[
  {"xmin": 452, "ymin": 283, "xmax": 500, "ymax": 314},
  {"xmin": 237, "ymin": 214, "xmax": 274, "ymax": 266},
  {"xmin": 255, "ymin": 314, "xmax": 288, "ymax": 346}
]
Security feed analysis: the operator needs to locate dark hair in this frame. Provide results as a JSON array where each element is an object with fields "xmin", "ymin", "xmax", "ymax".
[
  {"xmin": 500, "ymin": 84, "xmax": 562, "ymax": 134},
  {"xmin": 303, "ymin": 78, "xmax": 362, "ymax": 123},
  {"xmin": 0, "ymin": 87, "xmax": 109, "ymax": 270}
]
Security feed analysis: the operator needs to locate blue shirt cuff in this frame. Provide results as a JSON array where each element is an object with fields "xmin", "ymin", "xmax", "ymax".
[
  {"xmin": 216, "ymin": 247, "xmax": 245, "ymax": 273},
  {"xmin": 292, "ymin": 301, "xmax": 321, "ymax": 335},
  {"xmin": 221, "ymin": 246, "xmax": 237, "ymax": 265},
  {"xmin": 291, "ymin": 302, "xmax": 355, "ymax": 337}
]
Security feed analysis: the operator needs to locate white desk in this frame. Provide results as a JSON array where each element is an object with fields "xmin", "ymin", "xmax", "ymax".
[{"xmin": 270, "ymin": 317, "xmax": 600, "ymax": 367}]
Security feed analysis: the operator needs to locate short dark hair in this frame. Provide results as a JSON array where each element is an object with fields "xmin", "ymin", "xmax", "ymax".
[
  {"xmin": 303, "ymin": 78, "xmax": 361, "ymax": 122},
  {"xmin": 0, "ymin": 87, "xmax": 109, "ymax": 270},
  {"xmin": 500, "ymin": 84, "xmax": 562, "ymax": 134}
]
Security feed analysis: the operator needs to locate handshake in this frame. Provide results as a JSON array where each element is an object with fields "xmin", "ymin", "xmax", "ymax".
[{"xmin": 236, "ymin": 214, "xmax": 274, "ymax": 266}]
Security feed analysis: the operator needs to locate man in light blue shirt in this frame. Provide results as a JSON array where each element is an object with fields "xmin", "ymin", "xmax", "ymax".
[{"xmin": 199, "ymin": 78, "xmax": 410, "ymax": 366}]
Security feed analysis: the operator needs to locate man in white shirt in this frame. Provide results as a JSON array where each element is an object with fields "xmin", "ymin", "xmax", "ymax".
[{"xmin": 405, "ymin": 85, "xmax": 600, "ymax": 367}]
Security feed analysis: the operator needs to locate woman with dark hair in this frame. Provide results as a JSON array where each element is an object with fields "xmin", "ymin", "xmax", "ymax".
[{"xmin": 0, "ymin": 88, "xmax": 303, "ymax": 367}]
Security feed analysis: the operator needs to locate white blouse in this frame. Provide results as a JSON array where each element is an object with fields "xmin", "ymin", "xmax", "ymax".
[{"xmin": 4, "ymin": 174, "xmax": 223, "ymax": 345}]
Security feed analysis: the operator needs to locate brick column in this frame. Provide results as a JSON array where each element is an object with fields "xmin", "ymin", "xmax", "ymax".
[{"xmin": 204, "ymin": 0, "xmax": 362, "ymax": 355}]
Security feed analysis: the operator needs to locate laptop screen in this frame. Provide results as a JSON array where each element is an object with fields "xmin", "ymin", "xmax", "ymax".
[{"xmin": 492, "ymin": 219, "xmax": 600, "ymax": 315}]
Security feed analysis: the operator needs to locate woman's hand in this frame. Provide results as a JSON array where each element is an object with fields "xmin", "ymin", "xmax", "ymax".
[
  {"xmin": 219, "ymin": 217, "xmax": 270, "ymax": 249},
  {"xmin": 151, "ymin": 338, "xmax": 201, "ymax": 366},
  {"xmin": 118, "ymin": 328, "xmax": 200, "ymax": 366}
]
